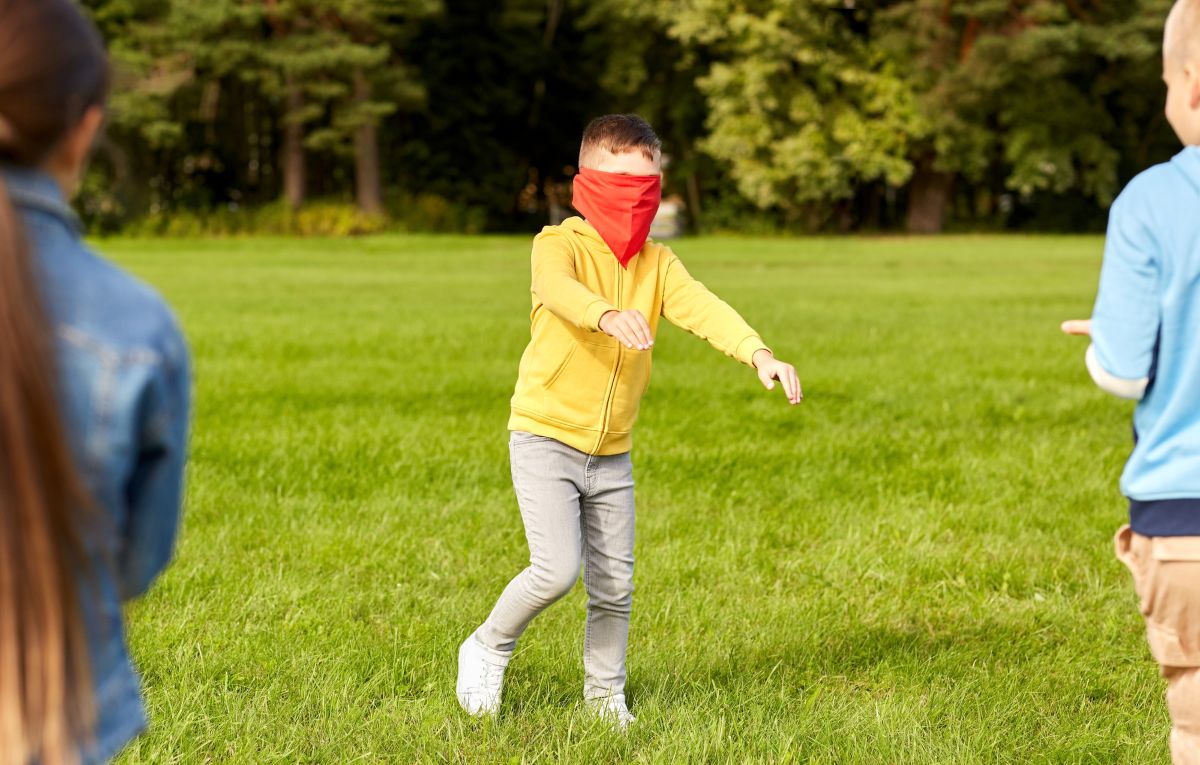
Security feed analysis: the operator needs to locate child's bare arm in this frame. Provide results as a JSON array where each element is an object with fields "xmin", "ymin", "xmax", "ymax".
[{"xmin": 1061, "ymin": 320, "xmax": 1091, "ymax": 336}]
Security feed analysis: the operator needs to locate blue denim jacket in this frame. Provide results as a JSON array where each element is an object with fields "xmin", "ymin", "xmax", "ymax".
[{"xmin": 4, "ymin": 168, "xmax": 190, "ymax": 764}]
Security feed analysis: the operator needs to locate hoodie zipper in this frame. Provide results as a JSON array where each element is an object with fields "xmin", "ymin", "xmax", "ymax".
[{"xmin": 595, "ymin": 257, "xmax": 624, "ymax": 453}]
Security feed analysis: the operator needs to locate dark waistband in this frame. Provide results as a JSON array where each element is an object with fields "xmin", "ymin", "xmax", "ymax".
[{"xmin": 1129, "ymin": 498, "xmax": 1200, "ymax": 536}]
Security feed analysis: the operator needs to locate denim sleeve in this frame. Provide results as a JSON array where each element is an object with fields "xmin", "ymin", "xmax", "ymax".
[
  {"xmin": 1091, "ymin": 190, "xmax": 1161, "ymax": 382},
  {"xmin": 119, "ymin": 328, "xmax": 191, "ymax": 600}
]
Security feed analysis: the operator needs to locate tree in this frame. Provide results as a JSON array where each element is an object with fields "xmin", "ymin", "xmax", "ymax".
[
  {"xmin": 875, "ymin": 0, "xmax": 1173, "ymax": 232},
  {"xmin": 82, "ymin": 0, "xmax": 264, "ymax": 218},
  {"xmin": 616, "ymin": 0, "xmax": 1173, "ymax": 233},
  {"xmin": 647, "ymin": 1, "xmax": 926, "ymax": 229},
  {"xmin": 310, "ymin": 0, "xmax": 439, "ymax": 215},
  {"xmin": 579, "ymin": 0, "xmax": 713, "ymax": 229},
  {"xmin": 79, "ymin": 0, "xmax": 1180, "ymax": 234},
  {"xmin": 393, "ymin": 0, "xmax": 620, "ymax": 228}
]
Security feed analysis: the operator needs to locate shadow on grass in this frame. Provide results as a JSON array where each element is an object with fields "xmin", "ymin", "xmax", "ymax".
[{"xmin": 630, "ymin": 617, "xmax": 1131, "ymax": 709}]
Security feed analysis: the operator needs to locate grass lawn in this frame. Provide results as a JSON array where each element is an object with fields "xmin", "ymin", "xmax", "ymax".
[{"xmin": 104, "ymin": 232, "xmax": 1161, "ymax": 764}]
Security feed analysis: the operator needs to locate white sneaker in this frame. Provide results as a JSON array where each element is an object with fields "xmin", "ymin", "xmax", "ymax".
[
  {"xmin": 586, "ymin": 694, "xmax": 636, "ymax": 730},
  {"xmin": 456, "ymin": 632, "xmax": 511, "ymax": 716}
]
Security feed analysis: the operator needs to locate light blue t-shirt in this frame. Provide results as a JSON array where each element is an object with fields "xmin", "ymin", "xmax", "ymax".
[{"xmin": 1091, "ymin": 146, "xmax": 1200, "ymax": 535}]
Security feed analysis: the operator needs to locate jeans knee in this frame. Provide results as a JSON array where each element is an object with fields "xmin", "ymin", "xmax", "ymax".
[
  {"xmin": 612, "ymin": 578, "xmax": 634, "ymax": 605},
  {"xmin": 527, "ymin": 561, "xmax": 578, "ymax": 604}
]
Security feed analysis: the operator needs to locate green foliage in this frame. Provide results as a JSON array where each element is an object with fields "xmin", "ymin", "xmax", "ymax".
[
  {"xmin": 120, "ymin": 200, "xmax": 389, "ymax": 237},
  {"xmin": 390, "ymin": 191, "xmax": 489, "ymax": 233},
  {"xmin": 659, "ymin": 1, "xmax": 924, "ymax": 212},
  {"xmin": 80, "ymin": 0, "xmax": 440, "ymax": 219},
  {"xmin": 877, "ymin": 0, "xmax": 1173, "ymax": 206},
  {"xmin": 79, "ymin": 0, "xmax": 1181, "ymax": 233},
  {"xmin": 597, "ymin": 0, "xmax": 1176, "ymax": 229},
  {"xmin": 114, "ymin": 193, "xmax": 485, "ymax": 237},
  {"xmin": 262, "ymin": 0, "xmax": 439, "ymax": 155}
]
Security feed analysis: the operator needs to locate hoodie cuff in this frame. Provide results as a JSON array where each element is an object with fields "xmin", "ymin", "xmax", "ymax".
[
  {"xmin": 1085, "ymin": 343, "xmax": 1147, "ymax": 400},
  {"xmin": 582, "ymin": 299, "xmax": 619, "ymax": 333},
  {"xmin": 735, "ymin": 336, "xmax": 771, "ymax": 367}
]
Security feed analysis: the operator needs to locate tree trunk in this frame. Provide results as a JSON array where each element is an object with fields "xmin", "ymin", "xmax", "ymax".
[
  {"xmin": 527, "ymin": 0, "xmax": 562, "ymax": 127},
  {"xmin": 905, "ymin": 154, "xmax": 954, "ymax": 234},
  {"xmin": 352, "ymin": 69, "xmax": 384, "ymax": 216},
  {"xmin": 282, "ymin": 75, "xmax": 305, "ymax": 211},
  {"xmin": 862, "ymin": 183, "xmax": 883, "ymax": 230},
  {"xmin": 837, "ymin": 204, "xmax": 853, "ymax": 232}
]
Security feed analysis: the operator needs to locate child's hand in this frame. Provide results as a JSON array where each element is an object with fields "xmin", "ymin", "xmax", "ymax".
[
  {"xmin": 752, "ymin": 349, "xmax": 802, "ymax": 405},
  {"xmin": 1061, "ymin": 319, "xmax": 1092, "ymax": 337},
  {"xmin": 599, "ymin": 309, "xmax": 654, "ymax": 350}
]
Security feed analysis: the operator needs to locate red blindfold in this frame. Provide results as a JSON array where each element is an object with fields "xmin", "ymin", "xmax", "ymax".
[{"xmin": 571, "ymin": 167, "xmax": 662, "ymax": 268}]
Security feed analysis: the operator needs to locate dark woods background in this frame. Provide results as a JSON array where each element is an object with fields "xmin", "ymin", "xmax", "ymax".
[{"xmin": 80, "ymin": 0, "xmax": 1180, "ymax": 235}]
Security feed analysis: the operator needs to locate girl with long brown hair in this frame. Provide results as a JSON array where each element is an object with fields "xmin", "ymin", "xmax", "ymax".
[{"xmin": 0, "ymin": 1, "xmax": 191, "ymax": 762}]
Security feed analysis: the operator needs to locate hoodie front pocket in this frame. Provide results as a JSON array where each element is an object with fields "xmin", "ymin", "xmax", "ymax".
[
  {"xmin": 542, "ymin": 339, "xmax": 617, "ymax": 427},
  {"xmin": 543, "ymin": 342, "xmax": 577, "ymax": 389}
]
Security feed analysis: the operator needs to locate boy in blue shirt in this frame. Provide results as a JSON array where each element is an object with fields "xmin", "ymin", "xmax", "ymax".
[{"xmin": 1063, "ymin": 1, "xmax": 1200, "ymax": 760}]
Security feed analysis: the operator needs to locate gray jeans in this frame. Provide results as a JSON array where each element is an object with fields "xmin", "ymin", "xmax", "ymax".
[{"xmin": 476, "ymin": 431, "xmax": 636, "ymax": 700}]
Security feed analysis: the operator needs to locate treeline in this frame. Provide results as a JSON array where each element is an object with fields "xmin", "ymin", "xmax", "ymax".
[{"xmin": 79, "ymin": 0, "xmax": 1179, "ymax": 234}]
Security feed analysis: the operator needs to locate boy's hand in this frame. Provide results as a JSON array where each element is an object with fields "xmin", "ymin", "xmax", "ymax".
[
  {"xmin": 599, "ymin": 309, "xmax": 654, "ymax": 350},
  {"xmin": 753, "ymin": 349, "xmax": 802, "ymax": 405},
  {"xmin": 1061, "ymin": 319, "xmax": 1092, "ymax": 337}
]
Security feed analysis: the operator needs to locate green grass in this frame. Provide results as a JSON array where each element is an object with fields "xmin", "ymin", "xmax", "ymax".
[{"xmin": 104, "ymin": 233, "xmax": 1163, "ymax": 763}]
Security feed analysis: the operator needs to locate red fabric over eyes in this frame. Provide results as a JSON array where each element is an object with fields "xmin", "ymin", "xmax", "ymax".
[{"xmin": 571, "ymin": 166, "xmax": 662, "ymax": 268}]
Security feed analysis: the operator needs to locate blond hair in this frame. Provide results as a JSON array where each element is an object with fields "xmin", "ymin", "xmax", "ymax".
[{"xmin": 1166, "ymin": 0, "xmax": 1200, "ymax": 64}]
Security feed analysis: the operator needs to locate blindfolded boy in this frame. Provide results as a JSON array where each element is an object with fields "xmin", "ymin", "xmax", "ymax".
[{"xmin": 457, "ymin": 114, "xmax": 800, "ymax": 727}]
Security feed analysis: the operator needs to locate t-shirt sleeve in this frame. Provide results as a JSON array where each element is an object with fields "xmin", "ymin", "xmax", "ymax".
[{"xmin": 1090, "ymin": 188, "xmax": 1161, "ymax": 382}]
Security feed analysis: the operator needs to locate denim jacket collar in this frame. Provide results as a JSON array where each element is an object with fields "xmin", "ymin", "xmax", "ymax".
[{"xmin": 1, "ymin": 166, "xmax": 83, "ymax": 235}]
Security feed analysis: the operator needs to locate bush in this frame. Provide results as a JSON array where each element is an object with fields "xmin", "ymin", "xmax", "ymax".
[
  {"xmin": 112, "ymin": 193, "xmax": 488, "ymax": 238},
  {"xmin": 120, "ymin": 200, "xmax": 389, "ymax": 238},
  {"xmin": 387, "ymin": 191, "xmax": 488, "ymax": 234}
]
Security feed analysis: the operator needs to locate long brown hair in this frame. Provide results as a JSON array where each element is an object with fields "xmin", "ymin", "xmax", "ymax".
[{"xmin": 0, "ymin": 1, "xmax": 110, "ymax": 762}]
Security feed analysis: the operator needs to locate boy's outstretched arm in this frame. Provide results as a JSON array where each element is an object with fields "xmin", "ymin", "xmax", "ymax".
[
  {"xmin": 661, "ymin": 250, "xmax": 801, "ymax": 405},
  {"xmin": 531, "ymin": 232, "xmax": 618, "ymax": 332},
  {"xmin": 1062, "ymin": 191, "xmax": 1159, "ymax": 400}
]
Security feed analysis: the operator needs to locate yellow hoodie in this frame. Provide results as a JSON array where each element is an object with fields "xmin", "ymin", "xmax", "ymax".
[{"xmin": 508, "ymin": 217, "xmax": 770, "ymax": 455}]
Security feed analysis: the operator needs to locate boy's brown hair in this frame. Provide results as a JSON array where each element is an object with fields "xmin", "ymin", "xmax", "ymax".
[{"xmin": 578, "ymin": 114, "xmax": 661, "ymax": 168}]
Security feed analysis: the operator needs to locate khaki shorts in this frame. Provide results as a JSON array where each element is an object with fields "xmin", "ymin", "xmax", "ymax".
[{"xmin": 1115, "ymin": 525, "xmax": 1200, "ymax": 669}]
